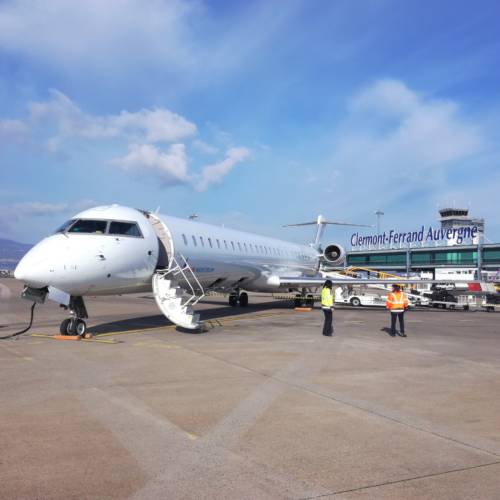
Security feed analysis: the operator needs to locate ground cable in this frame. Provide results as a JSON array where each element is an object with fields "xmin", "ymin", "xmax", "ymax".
[{"xmin": 0, "ymin": 302, "xmax": 37, "ymax": 340}]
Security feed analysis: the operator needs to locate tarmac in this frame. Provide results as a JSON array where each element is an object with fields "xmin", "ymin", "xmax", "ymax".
[{"xmin": 1, "ymin": 277, "xmax": 499, "ymax": 499}]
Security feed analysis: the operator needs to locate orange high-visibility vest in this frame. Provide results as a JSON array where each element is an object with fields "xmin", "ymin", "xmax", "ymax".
[{"xmin": 386, "ymin": 291, "xmax": 409, "ymax": 312}]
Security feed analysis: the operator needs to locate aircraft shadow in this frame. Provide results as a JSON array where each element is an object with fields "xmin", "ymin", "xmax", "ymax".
[{"xmin": 89, "ymin": 300, "xmax": 295, "ymax": 334}]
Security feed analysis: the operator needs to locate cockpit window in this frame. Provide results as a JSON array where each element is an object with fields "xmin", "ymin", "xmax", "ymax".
[
  {"xmin": 54, "ymin": 219, "xmax": 76, "ymax": 233},
  {"xmin": 68, "ymin": 219, "xmax": 108, "ymax": 234},
  {"xmin": 109, "ymin": 221, "xmax": 142, "ymax": 237}
]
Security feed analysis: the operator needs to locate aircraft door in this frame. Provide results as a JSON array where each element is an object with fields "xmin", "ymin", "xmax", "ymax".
[{"xmin": 147, "ymin": 213, "xmax": 175, "ymax": 270}]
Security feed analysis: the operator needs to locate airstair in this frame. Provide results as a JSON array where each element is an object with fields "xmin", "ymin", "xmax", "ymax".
[
  {"xmin": 147, "ymin": 212, "xmax": 205, "ymax": 330},
  {"xmin": 152, "ymin": 255, "xmax": 205, "ymax": 330}
]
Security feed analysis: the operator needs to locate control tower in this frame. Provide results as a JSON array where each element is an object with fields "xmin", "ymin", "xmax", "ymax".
[{"xmin": 439, "ymin": 207, "xmax": 484, "ymax": 245}]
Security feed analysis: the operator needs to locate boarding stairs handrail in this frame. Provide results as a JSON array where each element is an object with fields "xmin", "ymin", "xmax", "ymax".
[{"xmin": 157, "ymin": 253, "xmax": 205, "ymax": 308}]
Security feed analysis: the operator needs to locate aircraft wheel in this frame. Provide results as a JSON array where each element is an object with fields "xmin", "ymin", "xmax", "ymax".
[
  {"xmin": 75, "ymin": 319, "xmax": 87, "ymax": 336},
  {"xmin": 229, "ymin": 295, "xmax": 238, "ymax": 307},
  {"xmin": 350, "ymin": 297, "xmax": 361, "ymax": 307},
  {"xmin": 306, "ymin": 294, "xmax": 314, "ymax": 307},
  {"xmin": 239, "ymin": 292, "xmax": 248, "ymax": 307},
  {"xmin": 60, "ymin": 318, "xmax": 71, "ymax": 335}
]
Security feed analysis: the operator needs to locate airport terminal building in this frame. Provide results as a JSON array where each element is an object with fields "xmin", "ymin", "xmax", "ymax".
[{"xmin": 342, "ymin": 208, "xmax": 500, "ymax": 277}]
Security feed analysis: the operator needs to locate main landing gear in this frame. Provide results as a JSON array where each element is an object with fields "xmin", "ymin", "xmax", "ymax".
[
  {"xmin": 228, "ymin": 290, "xmax": 248, "ymax": 307},
  {"xmin": 293, "ymin": 290, "xmax": 315, "ymax": 308},
  {"xmin": 59, "ymin": 296, "xmax": 89, "ymax": 336}
]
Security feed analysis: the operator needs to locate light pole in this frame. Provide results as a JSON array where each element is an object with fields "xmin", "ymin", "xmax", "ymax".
[{"xmin": 375, "ymin": 210, "xmax": 384, "ymax": 248}]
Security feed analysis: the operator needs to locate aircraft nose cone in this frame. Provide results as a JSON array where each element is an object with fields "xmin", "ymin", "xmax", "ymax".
[
  {"xmin": 13, "ymin": 236, "xmax": 61, "ymax": 288},
  {"xmin": 13, "ymin": 261, "xmax": 26, "ymax": 281}
]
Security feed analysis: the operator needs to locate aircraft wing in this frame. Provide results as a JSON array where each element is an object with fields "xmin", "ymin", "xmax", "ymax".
[{"xmin": 275, "ymin": 276, "xmax": 473, "ymax": 288}]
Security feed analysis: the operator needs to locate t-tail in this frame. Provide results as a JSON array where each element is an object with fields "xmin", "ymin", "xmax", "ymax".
[{"xmin": 283, "ymin": 214, "xmax": 372, "ymax": 250}]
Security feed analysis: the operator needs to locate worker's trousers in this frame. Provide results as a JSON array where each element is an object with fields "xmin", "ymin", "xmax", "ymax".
[
  {"xmin": 390, "ymin": 312, "xmax": 405, "ymax": 335},
  {"xmin": 322, "ymin": 308, "xmax": 333, "ymax": 336}
]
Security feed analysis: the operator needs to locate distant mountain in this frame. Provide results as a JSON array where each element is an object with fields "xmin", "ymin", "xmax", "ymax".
[{"xmin": 0, "ymin": 238, "xmax": 33, "ymax": 271}]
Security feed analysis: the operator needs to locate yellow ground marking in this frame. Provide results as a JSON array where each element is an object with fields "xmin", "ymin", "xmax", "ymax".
[
  {"xmin": 186, "ymin": 432, "xmax": 199, "ymax": 441},
  {"xmin": 31, "ymin": 333, "xmax": 119, "ymax": 344},
  {"xmin": 132, "ymin": 341, "xmax": 179, "ymax": 349},
  {"xmin": 0, "ymin": 356, "xmax": 33, "ymax": 361},
  {"xmin": 92, "ymin": 310, "xmax": 294, "ymax": 336},
  {"xmin": 28, "ymin": 309, "xmax": 299, "ymax": 341},
  {"xmin": 95, "ymin": 325, "xmax": 177, "ymax": 337}
]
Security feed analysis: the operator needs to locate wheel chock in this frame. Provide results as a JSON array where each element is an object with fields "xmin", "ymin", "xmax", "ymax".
[
  {"xmin": 294, "ymin": 307, "xmax": 313, "ymax": 312},
  {"xmin": 53, "ymin": 335, "xmax": 81, "ymax": 341},
  {"xmin": 83, "ymin": 333, "xmax": 93, "ymax": 339}
]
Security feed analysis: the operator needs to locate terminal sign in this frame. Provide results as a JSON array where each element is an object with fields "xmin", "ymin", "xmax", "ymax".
[{"xmin": 351, "ymin": 225, "xmax": 479, "ymax": 248}]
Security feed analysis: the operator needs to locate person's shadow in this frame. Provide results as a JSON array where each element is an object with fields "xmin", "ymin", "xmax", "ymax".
[{"xmin": 380, "ymin": 327, "xmax": 395, "ymax": 337}]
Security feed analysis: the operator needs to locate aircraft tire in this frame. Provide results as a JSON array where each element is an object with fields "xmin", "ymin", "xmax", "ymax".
[
  {"xmin": 229, "ymin": 295, "xmax": 238, "ymax": 307},
  {"xmin": 239, "ymin": 292, "xmax": 248, "ymax": 307},
  {"xmin": 60, "ymin": 318, "xmax": 71, "ymax": 335},
  {"xmin": 75, "ymin": 320, "xmax": 87, "ymax": 336},
  {"xmin": 294, "ymin": 294, "xmax": 302, "ymax": 308}
]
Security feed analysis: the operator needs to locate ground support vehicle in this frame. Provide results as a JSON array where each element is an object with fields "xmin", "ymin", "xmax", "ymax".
[{"xmin": 482, "ymin": 293, "xmax": 500, "ymax": 312}]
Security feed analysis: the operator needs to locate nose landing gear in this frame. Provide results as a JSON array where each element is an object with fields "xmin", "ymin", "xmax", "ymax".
[
  {"xmin": 60, "ymin": 318, "xmax": 87, "ymax": 336},
  {"xmin": 59, "ymin": 296, "xmax": 89, "ymax": 337}
]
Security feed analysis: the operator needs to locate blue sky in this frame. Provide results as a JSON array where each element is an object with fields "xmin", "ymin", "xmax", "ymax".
[{"xmin": 1, "ymin": 0, "xmax": 499, "ymax": 246}]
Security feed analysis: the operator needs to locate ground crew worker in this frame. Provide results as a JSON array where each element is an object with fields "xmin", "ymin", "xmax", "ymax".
[
  {"xmin": 321, "ymin": 279, "xmax": 334, "ymax": 336},
  {"xmin": 386, "ymin": 284, "xmax": 409, "ymax": 337}
]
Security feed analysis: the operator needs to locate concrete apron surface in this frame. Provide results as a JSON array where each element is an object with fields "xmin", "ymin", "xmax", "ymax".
[{"xmin": 1, "ymin": 278, "xmax": 500, "ymax": 499}]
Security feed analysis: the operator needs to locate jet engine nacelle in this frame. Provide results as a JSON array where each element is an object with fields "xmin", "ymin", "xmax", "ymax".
[{"xmin": 322, "ymin": 243, "xmax": 346, "ymax": 265}]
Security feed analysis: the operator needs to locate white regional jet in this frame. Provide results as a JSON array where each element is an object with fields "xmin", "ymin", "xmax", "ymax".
[{"xmin": 13, "ymin": 204, "xmax": 423, "ymax": 335}]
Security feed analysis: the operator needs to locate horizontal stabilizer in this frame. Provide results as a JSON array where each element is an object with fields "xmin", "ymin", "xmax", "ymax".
[{"xmin": 283, "ymin": 214, "xmax": 372, "ymax": 247}]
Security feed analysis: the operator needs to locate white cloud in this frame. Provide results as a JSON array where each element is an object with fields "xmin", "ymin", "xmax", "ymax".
[
  {"xmin": 8, "ymin": 201, "xmax": 69, "ymax": 216},
  {"xmin": 196, "ymin": 147, "xmax": 251, "ymax": 191},
  {"xmin": 192, "ymin": 139, "xmax": 219, "ymax": 155},
  {"xmin": 111, "ymin": 143, "xmax": 189, "ymax": 185},
  {"xmin": 27, "ymin": 90, "xmax": 196, "ymax": 149},
  {"xmin": 0, "ymin": 118, "xmax": 28, "ymax": 141},
  {"xmin": 0, "ymin": 0, "xmax": 199, "ymax": 75},
  {"xmin": 0, "ymin": 90, "xmax": 251, "ymax": 192},
  {"xmin": 0, "ymin": 199, "xmax": 98, "ymax": 239},
  {"xmin": 327, "ymin": 79, "xmax": 483, "ymax": 205},
  {"xmin": 350, "ymin": 79, "xmax": 420, "ymax": 116}
]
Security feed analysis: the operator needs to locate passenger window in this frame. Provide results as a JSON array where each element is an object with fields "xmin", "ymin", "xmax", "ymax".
[
  {"xmin": 192, "ymin": 235, "xmax": 197, "ymax": 247},
  {"xmin": 68, "ymin": 219, "xmax": 108, "ymax": 234},
  {"xmin": 109, "ymin": 221, "xmax": 142, "ymax": 237},
  {"xmin": 182, "ymin": 234, "xmax": 188, "ymax": 245}
]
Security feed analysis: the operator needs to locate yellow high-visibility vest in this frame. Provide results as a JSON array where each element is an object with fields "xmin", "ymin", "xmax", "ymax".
[
  {"xmin": 321, "ymin": 287, "xmax": 334, "ymax": 308},
  {"xmin": 386, "ymin": 291, "xmax": 409, "ymax": 311}
]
